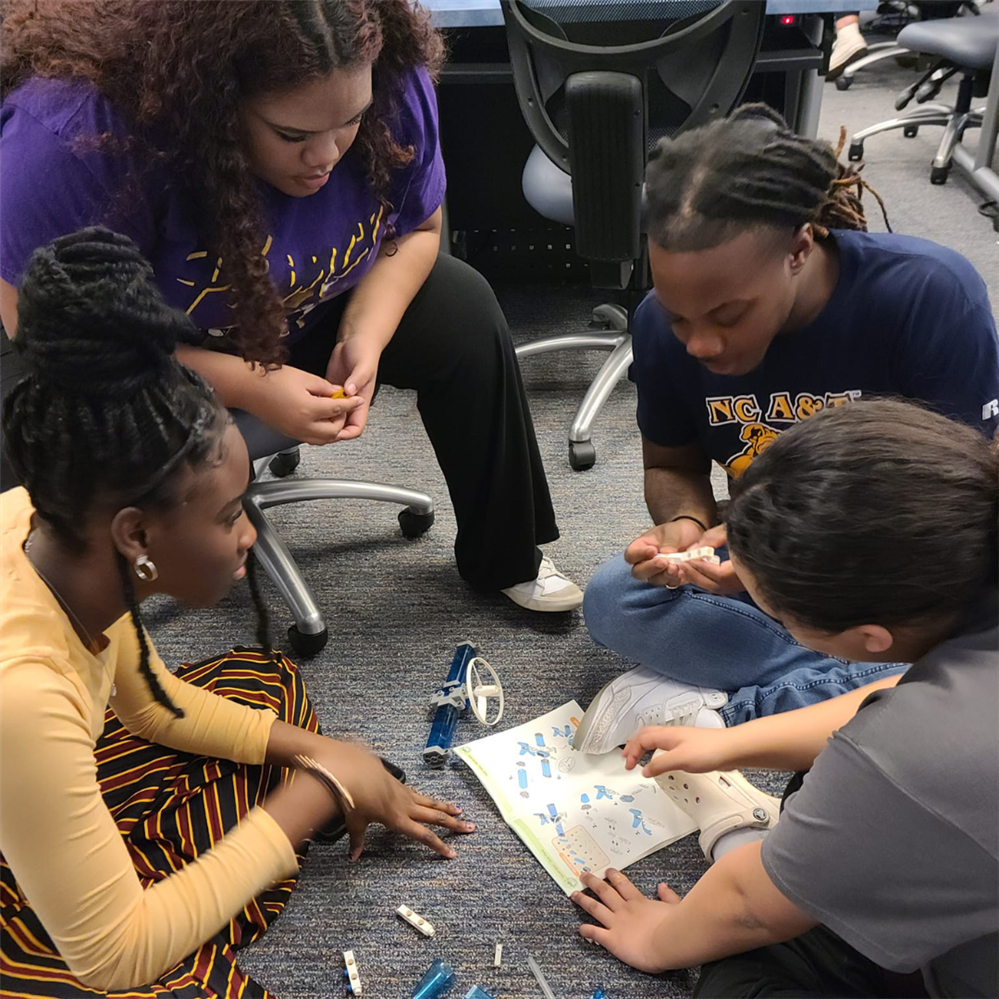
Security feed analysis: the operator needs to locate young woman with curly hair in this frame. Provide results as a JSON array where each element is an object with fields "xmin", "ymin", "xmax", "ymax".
[{"xmin": 0, "ymin": 0, "xmax": 582, "ymax": 612}]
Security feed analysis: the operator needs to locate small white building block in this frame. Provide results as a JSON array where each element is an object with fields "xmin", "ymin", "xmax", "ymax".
[
  {"xmin": 654, "ymin": 546, "xmax": 720, "ymax": 565},
  {"xmin": 396, "ymin": 904, "xmax": 436, "ymax": 937},
  {"xmin": 343, "ymin": 950, "xmax": 362, "ymax": 995},
  {"xmin": 493, "ymin": 942, "xmax": 503, "ymax": 967}
]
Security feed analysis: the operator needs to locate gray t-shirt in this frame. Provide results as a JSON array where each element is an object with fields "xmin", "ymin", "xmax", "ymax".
[{"xmin": 761, "ymin": 594, "xmax": 999, "ymax": 998}]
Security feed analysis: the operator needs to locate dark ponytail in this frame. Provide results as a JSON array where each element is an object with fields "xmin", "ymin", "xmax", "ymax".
[
  {"xmin": 726, "ymin": 399, "xmax": 999, "ymax": 633},
  {"xmin": 645, "ymin": 103, "xmax": 889, "ymax": 253}
]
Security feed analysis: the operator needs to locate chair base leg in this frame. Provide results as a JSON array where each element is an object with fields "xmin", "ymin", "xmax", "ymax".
[
  {"xmin": 567, "ymin": 334, "xmax": 634, "ymax": 471},
  {"xmin": 932, "ymin": 112, "xmax": 982, "ymax": 175},
  {"xmin": 243, "ymin": 478, "xmax": 436, "ymax": 656},
  {"xmin": 849, "ymin": 106, "xmax": 984, "ymax": 171},
  {"xmin": 243, "ymin": 499, "xmax": 328, "ymax": 653},
  {"xmin": 516, "ymin": 302, "xmax": 632, "ymax": 470},
  {"xmin": 838, "ymin": 43, "xmax": 909, "ymax": 88}
]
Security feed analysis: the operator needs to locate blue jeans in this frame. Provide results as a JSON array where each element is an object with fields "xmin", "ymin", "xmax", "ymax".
[{"xmin": 583, "ymin": 554, "xmax": 908, "ymax": 726}]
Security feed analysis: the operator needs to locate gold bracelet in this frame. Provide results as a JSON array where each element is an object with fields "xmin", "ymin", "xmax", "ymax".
[{"xmin": 291, "ymin": 754, "xmax": 356, "ymax": 814}]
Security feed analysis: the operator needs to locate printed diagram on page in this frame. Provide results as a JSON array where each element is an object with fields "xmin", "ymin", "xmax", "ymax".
[{"xmin": 456, "ymin": 702, "xmax": 697, "ymax": 894}]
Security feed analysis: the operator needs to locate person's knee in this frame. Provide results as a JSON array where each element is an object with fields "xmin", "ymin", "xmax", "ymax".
[
  {"xmin": 410, "ymin": 256, "xmax": 510, "ymax": 381},
  {"xmin": 431, "ymin": 255, "xmax": 505, "ymax": 330},
  {"xmin": 582, "ymin": 554, "xmax": 633, "ymax": 646}
]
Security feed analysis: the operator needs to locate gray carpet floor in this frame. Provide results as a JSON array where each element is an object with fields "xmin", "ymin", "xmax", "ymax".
[{"xmin": 144, "ymin": 57, "xmax": 998, "ymax": 999}]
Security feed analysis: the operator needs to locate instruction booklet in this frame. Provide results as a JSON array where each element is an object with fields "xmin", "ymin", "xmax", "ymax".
[{"xmin": 455, "ymin": 701, "xmax": 697, "ymax": 895}]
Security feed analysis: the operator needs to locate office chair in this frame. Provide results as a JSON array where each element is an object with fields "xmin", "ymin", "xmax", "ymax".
[
  {"xmin": 846, "ymin": 11, "xmax": 998, "ymax": 185},
  {"xmin": 233, "ymin": 412, "xmax": 434, "ymax": 656},
  {"xmin": 833, "ymin": 2, "xmax": 981, "ymax": 92},
  {"xmin": 502, "ymin": 0, "xmax": 766, "ymax": 470}
]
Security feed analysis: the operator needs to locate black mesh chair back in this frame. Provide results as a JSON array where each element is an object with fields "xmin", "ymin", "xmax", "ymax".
[
  {"xmin": 501, "ymin": 0, "xmax": 765, "ymax": 472},
  {"xmin": 506, "ymin": 1, "xmax": 766, "ymax": 158},
  {"xmin": 503, "ymin": 0, "xmax": 766, "ymax": 283}
]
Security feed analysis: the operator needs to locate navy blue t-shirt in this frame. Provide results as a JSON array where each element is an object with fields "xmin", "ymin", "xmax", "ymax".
[{"xmin": 632, "ymin": 229, "xmax": 999, "ymax": 477}]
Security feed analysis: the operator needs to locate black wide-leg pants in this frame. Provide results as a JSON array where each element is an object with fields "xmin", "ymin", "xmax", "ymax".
[{"xmin": 287, "ymin": 253, "xmax": 559, "ymax": 591}]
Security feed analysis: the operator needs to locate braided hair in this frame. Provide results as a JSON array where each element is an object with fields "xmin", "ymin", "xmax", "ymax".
[
  {"xmin": 2, "ymin": 227, "xmax": 276, "ymax": 715},
  {"xmin": 245, "ymin": 553, "xmax": 276, "ymax": 665},
  {"xmin": 645, "ymin": 103, "xmax": 890, "ymax": 253}
]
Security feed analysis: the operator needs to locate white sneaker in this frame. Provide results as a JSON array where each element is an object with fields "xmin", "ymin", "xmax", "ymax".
[
  {"xmin": 573, "ymin": 665, "xmax": 727, "ymax": 755},
  {"xmin": 828, "ymin": 21, "xmax": 868, "ymax": 80},
  {"xmin": 501, "ymin": 556, "xmax": 583, "ymax": 612}
]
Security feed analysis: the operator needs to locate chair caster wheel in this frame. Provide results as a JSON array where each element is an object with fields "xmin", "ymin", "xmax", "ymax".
[
  {"xmin": 399, "ymin": 508, "xmax": 434, "ymax": 538},
  {"xmin": 834, "ymin": 75, "xmax": 852, "ymax": 91},
  {"xmin": 269, "ymin": 448, "xmax": 301, "ymax": 478},
  {"xmin": 848, "ymin": 142, "xmax": 864, "ymax": 162},
  {"xmin": 569, "ymin": 440, "xmax": 596, "ymax": 471},
  {"xmin": 930, "ymin": 165, "xmax": 950, "ymax": 185},
  {"xmin": 288, "ymin": 625, "xmax": 328, "ymax": 657},
  {"xmin": 903, "ymin": 125, "xmax": 919, "ymax": 138}
]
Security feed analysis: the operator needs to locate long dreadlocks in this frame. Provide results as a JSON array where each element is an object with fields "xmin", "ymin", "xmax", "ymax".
[{"xmin": 645, "ymin": 103, "xmax": 890, "ymax": 252}]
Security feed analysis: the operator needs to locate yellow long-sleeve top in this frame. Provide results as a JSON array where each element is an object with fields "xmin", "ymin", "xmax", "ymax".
[{"xmin": 0, "ymin": 488, "xmax": 298, "ymax": 990}]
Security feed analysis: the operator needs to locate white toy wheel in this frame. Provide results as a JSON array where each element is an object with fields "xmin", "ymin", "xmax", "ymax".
[{"xmin": 465, "ymin": 656, "xmax": 504, "ymax": 726}]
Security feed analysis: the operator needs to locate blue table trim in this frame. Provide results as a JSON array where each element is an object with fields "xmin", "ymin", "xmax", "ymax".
[{"xmin": 422, "ymin": 0, "xmax": 876, "ymax": 29}]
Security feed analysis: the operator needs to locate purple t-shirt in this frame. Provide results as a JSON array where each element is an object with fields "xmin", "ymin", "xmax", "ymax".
[{"xmin": 0, "ymin": 69, "xmax": 446, "ymax": 346}]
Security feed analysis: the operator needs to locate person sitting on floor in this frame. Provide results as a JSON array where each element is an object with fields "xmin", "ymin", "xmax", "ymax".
[
  {"xmin": 574, "ymin": 102, "xmax": 999, "ymax": 754},
  {"xmin": 0, "ymin": 228, "xmax": 474, "ymax": 997},
  {"xmin": 572, "ymin": 399, "xmax": 998, "ymax": 999}
]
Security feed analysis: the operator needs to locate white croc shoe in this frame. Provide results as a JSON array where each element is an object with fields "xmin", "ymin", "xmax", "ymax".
[{"xmin": 654, "ymin": 759, "xmax": 782, "ymax": 861}]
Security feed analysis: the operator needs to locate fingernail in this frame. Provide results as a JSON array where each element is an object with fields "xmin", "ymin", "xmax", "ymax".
[
  {"xmin": 464, "ymin": 822, "xmax": 475, "ymax": 831},
  {"xmin": 455, "ymin": 807, "xmax": 462, "ymax": 814},
  {"xmin": 570, "ymin": 891, "xmax": 579, "ymax": 900},
  {"xmin": 447, "ymin": 849, "xmax": 456, "ymax": 858}
]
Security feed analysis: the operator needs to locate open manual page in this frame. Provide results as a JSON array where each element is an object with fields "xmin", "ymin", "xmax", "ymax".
[{"xmin": 455, "ymin": 701, "xmax": 697, "ymax": 895}]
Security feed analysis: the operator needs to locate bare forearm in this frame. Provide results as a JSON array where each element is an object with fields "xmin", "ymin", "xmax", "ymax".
[
  {"xmin": 651, "ymin": 844, "xmax": 815, "ymax": 969},
  {"xmin": 259, "ymin": 772, "xmax": 341, "ymax": 849},
  {"xmin": 176, "ymin": 344, "xmax": 258, "ymax": 410},
  {"xmin": 644, "ymin": 466, "xmax": 716, "ymax": 527},
  {"xmin": 724, "ymin": 675, "xmax": 904, "ymax": 772},
  {"xmin": 260, "ymin": 721, "xmax": 343, "ymax": 848},
  {"xmin": 338, "ymin": 226, "xmax": 440, "ymax": 351},
  {"xmin": 1, "ymin": 277, "xmax": 19, "ymax": 335}
]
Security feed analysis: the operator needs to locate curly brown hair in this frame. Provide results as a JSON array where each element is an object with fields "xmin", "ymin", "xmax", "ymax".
[{"xmin": 2, "ymin": 0, "xmax": 445, "ymax": 366}]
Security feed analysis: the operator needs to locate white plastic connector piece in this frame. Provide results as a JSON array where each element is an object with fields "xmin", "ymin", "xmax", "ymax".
[
  {"xmin": 654, "ymin": 546, "xmax": 720, "ymax": 564},
  {"xmin": 396, "ymin": 904, "xmax": 436, "ymax": 937},
  {"xmin": 493, "ymin": 942, "xmax": 503, "ymax": 967},
  {"xmin": 343, "ymin": 951, "xmax": 362, "ymax": 995}
]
